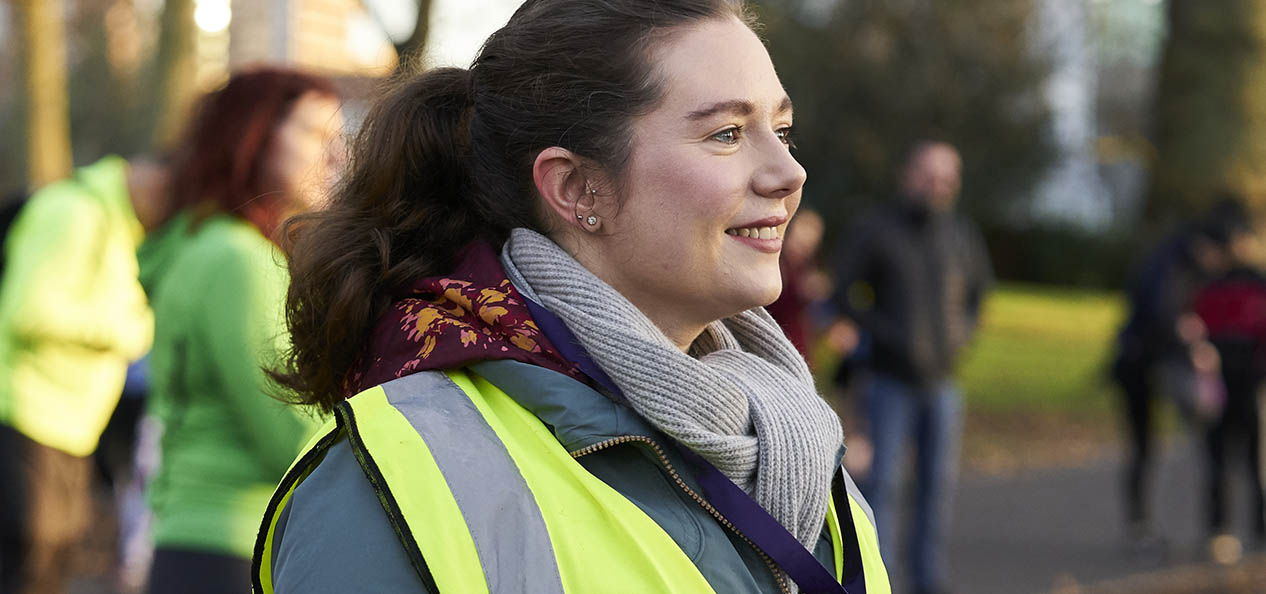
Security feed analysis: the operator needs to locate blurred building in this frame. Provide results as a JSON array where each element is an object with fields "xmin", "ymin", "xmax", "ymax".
[{"xmin": 212, "ymin": 0, "xmax": 397, "ymax": 78}]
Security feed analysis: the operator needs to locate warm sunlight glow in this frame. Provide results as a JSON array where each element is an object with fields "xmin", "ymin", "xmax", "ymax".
[{"xmin": 194, "ymin": 0, "xmax": 231, "ymax": 33}]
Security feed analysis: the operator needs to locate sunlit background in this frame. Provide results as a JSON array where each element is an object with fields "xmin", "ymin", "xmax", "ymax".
[{"xmin": 3, "ymin": 1, "xmax": 1265, "ymax": 593}]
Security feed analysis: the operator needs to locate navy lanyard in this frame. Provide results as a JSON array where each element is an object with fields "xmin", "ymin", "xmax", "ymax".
[{"xmin": 523, "ymin": 298, "xmax": 856, "ymax": 594}]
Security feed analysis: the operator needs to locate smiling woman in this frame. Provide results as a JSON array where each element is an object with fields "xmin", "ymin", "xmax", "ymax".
[
  {"xmin": 255, "ymin": 2, "xmax": 889, "ymax": 593},
  {"xmin": 543, "ymin": 18, "xmax": 806, "ymax": 350}
]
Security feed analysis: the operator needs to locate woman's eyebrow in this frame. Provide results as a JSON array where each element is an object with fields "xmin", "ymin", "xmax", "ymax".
[
  {"xmin": 687, "ymin": 99, "xmax": 754, "ymax": 121},
  {"xmin": 685, "ymin": 96, "xmax": 794, "ymax": 121}
]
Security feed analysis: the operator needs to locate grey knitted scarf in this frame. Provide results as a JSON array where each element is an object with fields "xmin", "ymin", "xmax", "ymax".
[{"xmin": 501, "ymin": 228, "xmax": 843, "ymax": 550}]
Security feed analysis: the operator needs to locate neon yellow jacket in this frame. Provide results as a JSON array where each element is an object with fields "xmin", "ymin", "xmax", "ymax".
[
  {"xmin": 255, "ymin": 363, "xmax": 890, "ymax": 593},
  {"xmin": 0, "ymin": 156, "xmax": 154, "ymax": 457}
]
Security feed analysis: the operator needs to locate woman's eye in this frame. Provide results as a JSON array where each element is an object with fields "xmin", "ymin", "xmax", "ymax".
[
  {"xmin": 776, "ymin": 126, "xmax": 796, "ymax": 148},
  {"xmin": 711, "ymin": 127, "xmax": 742, "ymax": 145}
]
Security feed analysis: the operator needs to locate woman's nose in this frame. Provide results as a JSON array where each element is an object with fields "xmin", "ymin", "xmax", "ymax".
[{"xmin": 752, "ymin": 135, "xmax": 807, "ymax": 200}]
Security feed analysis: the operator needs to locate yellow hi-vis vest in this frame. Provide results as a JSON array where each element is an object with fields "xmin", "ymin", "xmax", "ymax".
[{"xmin": 254, "ymin": 369, "xmax": 891, "ymax": 594}]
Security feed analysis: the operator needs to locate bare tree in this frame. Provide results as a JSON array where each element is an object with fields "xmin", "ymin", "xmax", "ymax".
[
  {"xmin": 392, "ymin": 0, "xmax": 433, "ymax": 73},
  {"xmin": 150, "ymin": 0, "xmax": 196, "ymax": 148},
  {"xmin": 16, "ymin": 0, "xmax": 73, "ymax": 187}
]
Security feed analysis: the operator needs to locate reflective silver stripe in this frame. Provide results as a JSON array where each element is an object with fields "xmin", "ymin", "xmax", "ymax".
[
  {"xmin": 379, "ymin": 371, "xmax": 565, "ymax": 594},
  {"xmin": 840, "ymin": 466, "xmax": 877, "ymax": 532}
]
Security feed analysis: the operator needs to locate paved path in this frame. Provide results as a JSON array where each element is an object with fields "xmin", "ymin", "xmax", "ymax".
[{"xmin": 885, "ymin": 435, "xmax": 1266, "ymax": 594}]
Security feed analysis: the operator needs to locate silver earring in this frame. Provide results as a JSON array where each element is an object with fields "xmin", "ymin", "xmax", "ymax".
[{"xmin": 577, "ymin": 186, "xmax": 598, "ymax": 226}]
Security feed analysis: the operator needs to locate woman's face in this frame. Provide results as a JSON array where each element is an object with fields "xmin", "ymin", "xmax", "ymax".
[
  {"xmin": 583, "ymin": 17, "xmax": 806, "ymax": 345},
  {"xmin": 267, "ymin": 92, "xmax": 346, "ymax": 213}
]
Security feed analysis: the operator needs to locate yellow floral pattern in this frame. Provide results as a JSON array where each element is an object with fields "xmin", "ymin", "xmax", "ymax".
[{"xmin": 347, "ymin": 242, "xmax": 583, "ymax": 395}]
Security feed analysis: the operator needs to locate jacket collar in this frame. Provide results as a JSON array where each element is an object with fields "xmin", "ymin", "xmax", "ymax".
[{"xmin": 471, "ymin": 359, "xmax": 657, "ymax": 452}]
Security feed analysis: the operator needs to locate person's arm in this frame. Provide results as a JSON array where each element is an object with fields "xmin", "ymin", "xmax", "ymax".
[
  {"xmin": 200, "ymin": 239, "xmax": 321, "ymax": 476},
  {"xmin": 1, "ymin": 187, "xmax": 152, "ymax": 358},
  {"xmin": 831, "ymin": 223, "xmax": 904, "ymax": 350}
]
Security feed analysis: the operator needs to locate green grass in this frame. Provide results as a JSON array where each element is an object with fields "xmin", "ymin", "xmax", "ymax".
[{"xmin": 957, "ymin": 282, "xmax": 1125, "ymax": 415}]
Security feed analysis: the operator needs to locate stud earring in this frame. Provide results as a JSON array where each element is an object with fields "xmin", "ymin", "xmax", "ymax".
[{"xmin": 577, "ymin": 186, "xmax": 599, "ymax": 227}]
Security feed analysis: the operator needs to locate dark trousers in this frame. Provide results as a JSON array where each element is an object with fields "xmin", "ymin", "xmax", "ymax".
[
  {"xmin": 0, "ymin": 425, "xmax": 92, "ymax": 594},
  {"xmin": 1114, "ymin": 358, "xmax": 1154, "ymax": 528},
  {"xmin": 1204, "ymin": 383, "xmax": 1266, "ymax": 537},
  {"xmin": 148, "ymin": 548, "xmax": 252, "ymax": 594}
]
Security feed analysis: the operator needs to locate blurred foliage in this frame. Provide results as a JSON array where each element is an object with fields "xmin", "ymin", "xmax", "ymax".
[
  {"xmin": 1, "ymin": 0, "xmax": 165, "ymax": 195},
  {"xmin": 753, "ymin": 0, "xmax": 1057, "ymax": 235},
  {"xmin": 984, "ymin": 222, "xmax": 1138, "ymax": 288},
  {"xmin": 1149, "ymin": 0, "xmax": 1266, "ymax": 222}
]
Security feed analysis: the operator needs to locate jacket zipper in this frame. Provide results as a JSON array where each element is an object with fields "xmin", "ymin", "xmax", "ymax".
[{"xmin": 571, "ymin": 435, "xmax": 792, "ymax": 594}]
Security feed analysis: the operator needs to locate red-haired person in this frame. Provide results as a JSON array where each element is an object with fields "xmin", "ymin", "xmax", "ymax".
[{"xmin": 144, "ymin": 68, "xmax": 344, "ymax": 593}]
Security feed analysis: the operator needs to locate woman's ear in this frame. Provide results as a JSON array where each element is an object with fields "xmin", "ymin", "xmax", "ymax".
[{"xmin": 533, "ymin": 147, "xmax": 590, "ymax": 231}]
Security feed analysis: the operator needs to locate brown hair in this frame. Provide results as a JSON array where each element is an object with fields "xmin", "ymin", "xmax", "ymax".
[
  {"xmin": 166, "ymin": 68, "xmax": 339, "ymax": 237},
  {"xmin": 276, "ymin": 0, "xmax": 754, "ymax": 412}
]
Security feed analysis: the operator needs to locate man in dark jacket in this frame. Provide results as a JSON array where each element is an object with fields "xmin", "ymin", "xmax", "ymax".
[{"xmin": 832, "ymin": 141, "xmax": 992, "ymax": 594}]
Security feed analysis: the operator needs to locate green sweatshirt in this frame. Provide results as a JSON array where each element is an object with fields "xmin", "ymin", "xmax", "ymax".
[
  {"xmin": 137, "ymin": 209, "xmax": 192, "ymax": 297},
  {"xmin": 0, "ymin": 156, "xmax": 154, "ymax": 457},
  {"xmin": 146, "ymin": 214, "xmax": 322, "ymax": 558}
]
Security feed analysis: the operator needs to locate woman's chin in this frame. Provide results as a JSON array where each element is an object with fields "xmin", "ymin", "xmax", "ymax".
[{"xmin": 725, "ymin": 279, "xmax": 784, "ymax": 313}]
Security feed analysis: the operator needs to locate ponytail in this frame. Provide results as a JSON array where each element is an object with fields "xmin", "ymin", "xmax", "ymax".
[
  {"xmin": 274, "ymin": 68, "xmax": 525, "ymax": 412},
  {"xmin": 275, "ymin": 0, "xmax": 755, "ymax": 411}
]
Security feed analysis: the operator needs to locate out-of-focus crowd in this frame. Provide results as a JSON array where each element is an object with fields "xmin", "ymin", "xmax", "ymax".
[
  {"xmin": 1, "ymin": 59, "xmax": 1263, "ymax": 594},
  {"xmin": 0, "ymin": 68, "xmax": 345, "ymax": 593},
  {"xmin": 1110, "ymin": 197, "xmax": 1266, "ymax": 565}
]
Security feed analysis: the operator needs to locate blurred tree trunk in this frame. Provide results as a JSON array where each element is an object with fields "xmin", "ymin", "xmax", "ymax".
[
  {"xmin": 393, "ymin": 0, "xmax": 433, "ymax": 73},
  {"xmin": 150, "ymin": 0, "xmax": 197, "ymax": 148},
  {"xmin": 16, "ymin": 0, "xmax": 73, "ymax": 188},
  {"xmin": 1148, "ymin": 0, "xmax": 1266, "ymax": 220}
]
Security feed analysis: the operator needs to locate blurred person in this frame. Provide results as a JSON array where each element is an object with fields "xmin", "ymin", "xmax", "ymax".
[
  {"xmin": 144, "ymin": 68, "xmax": 344, "ymax": 594},
  {"xmin": 1192, "ymin": 216, "xmax": 1266, "ymax": 562},
  {"xmin": 253, "ymin": 2, "xmax": 890, "ymax": 594},
  {"xmin": 831, "ymin": 140, "xmax": 993, "ymax": 594},
  {"xmin": 113, "ymin": 196, "xmax": 196, "ymax": 593},
  {"xmin": 767, "ymin": 208, "xmax": 829, "ymax": 360},
  {"xmin": 0, "ymin": 154, "xmax": 171, "ymax": 593},
  {"xmin": 1111, "ymin": 199, "xmax": 1244, "ymax": 551}
]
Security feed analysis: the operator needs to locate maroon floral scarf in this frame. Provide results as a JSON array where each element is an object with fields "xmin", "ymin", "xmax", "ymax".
[{"xmin": 345, "ymin": 242, "xmax": 586, "ymax": 396}]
